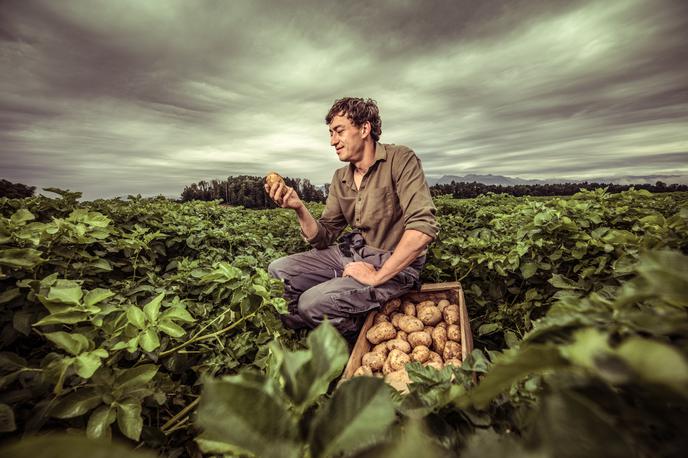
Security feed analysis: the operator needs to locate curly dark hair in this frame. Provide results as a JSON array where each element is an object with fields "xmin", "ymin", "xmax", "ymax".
[{"xmin": 325, "ymin": 97, "xmax": 382, "ymax": 142}]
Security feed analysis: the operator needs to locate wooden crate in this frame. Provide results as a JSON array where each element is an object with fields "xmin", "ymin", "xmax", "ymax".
[{"xmin": 341, "ymin": 281, "xmax": 473, "ymax": 387}]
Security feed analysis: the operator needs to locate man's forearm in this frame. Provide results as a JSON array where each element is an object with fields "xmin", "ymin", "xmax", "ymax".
[
  {"xmin": 295, "ymin": 203, "xmax": 319, "ymax": 240},
  {"xmin": 374, "ymin": 229, "xmax": 432, "ymax": 285}
]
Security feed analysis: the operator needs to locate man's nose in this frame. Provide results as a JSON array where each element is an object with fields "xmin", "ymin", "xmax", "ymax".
[{"xmin": 330, "ymin": 134, "xmax": 338, "ymax": 146}]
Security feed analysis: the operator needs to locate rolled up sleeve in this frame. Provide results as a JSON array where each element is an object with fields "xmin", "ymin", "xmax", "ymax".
[
  {"xmin": 395, "ymin": 150, "xmax": 439, "ymax": 241},
  {"xmin": 302, "ymin": 174, "xmax": 348, "ymax": 249}
]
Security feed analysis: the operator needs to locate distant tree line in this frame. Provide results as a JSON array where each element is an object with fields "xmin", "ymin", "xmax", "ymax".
[
  {"xmin": 429, "ymin": 180, "xmax": 688, "ymax": 199},
  {"xmin": 0, "ymin": 179, "xmax": 35, "ymax": 198},
  {"xmin": 181, "ymin": 175, "xmax": 326, "ymax": 208}
]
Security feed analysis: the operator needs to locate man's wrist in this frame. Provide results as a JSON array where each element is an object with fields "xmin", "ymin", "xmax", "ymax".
[
  {"xmin": 372, "ymin": 269, "xmax": 387, "ymax": 287},
  {"xmin": 294, "ymin": 202, "xmax": 307, "ymax": 214}
]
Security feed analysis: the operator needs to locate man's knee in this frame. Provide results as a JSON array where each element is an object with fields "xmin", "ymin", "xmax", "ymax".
[
  {"xmin": 268, "ymin": 256, "xmax": 289, "ymax": 279},
  {"xmin": 295, "ymin": 287, "xmax": 324, "ymax": 325},
  {"xmin": 296, "ymin": 287, "xmax": 361, "ymax": 335}
]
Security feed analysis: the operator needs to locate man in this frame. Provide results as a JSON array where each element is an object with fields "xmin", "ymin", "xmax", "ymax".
[{"xmin": 266, "ymin": 97, "xmax": 438, "ymax": 337}]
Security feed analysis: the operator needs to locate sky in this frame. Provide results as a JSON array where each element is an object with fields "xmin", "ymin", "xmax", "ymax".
[{"xmin": 1, "ymin": 0, "xmax": 687, "ymax": 199}]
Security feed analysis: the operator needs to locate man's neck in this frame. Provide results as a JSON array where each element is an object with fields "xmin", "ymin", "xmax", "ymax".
[{"xmin": 352, "ymin": 140, "xmax": 376, "ymax": 175}]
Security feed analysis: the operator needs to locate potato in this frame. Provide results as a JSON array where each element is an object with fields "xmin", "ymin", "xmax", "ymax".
[
  {"xmin": 416, "ymin": 300, "xmax": 435, "ymax": 312},
  {"xmin": 402, "ymin": 302, "xmax": 416, "ymax": 316},
  {"xmin": 386, "ymin": 339, "xmax": 411, "ymax": 354},
  {"xmin": 387, "ymin": 348, "xmax": 411, "ymax": 371},
  {"xmin": 447, "ymin": 324, "xmax": 462, "ymax": 342},
  {"xmin": 444, "ymin": 358, "xmax": 462, "ymax": 368},
  {"xmin": 366, "ymin": 322, "xmax": 396, "ymax": 344},
  {"xmin": 443, "ymin": 341, "xmax": 462, "ymax": 361},
  {"xmin": 397, "ymin": 330, "xmax": 408, "ymax": 342},
  {"xmin": 424, "ymin": 326, "xmax": 434, "ymax": 334},
  {"xmin": 435, "ymin": 321, "xmax": 448, "ymax": 330},
  {"xmin": 373, "ymin": 313, "xmax": 390, "ymax": 324},
  {"xmin": 398, "ymin": 316, "xmax": 424, "ymax": 333},
  {"xmin": 418, "ymin": 305, "xmax": 442, "ymax": 326},
  {"xmin": 385, "ymin": 368, "xmax": 411, "ymax": 393},
  {"xmin": 408, "ymin": 331, "xmax": 432, "ymax": 348},
  {"xmin": 382, "ymin": 357, "xmax": 394, "ymax": 376},
  {"xmin": 437, "ymin": 299, "xmax": 450, "ymax": 312},
  {"xmin": 353, "ymin": 365, "xmax": 373, "ymax": 377},
  {"xmin": 362, "ymin": 352, "xmax": 385, "ymax": 371},
  {"xmin": 391, "ymin": 312, "xmax": 404, "ymax": 329},
  {"xmin": 371, "ymin": 343, "xmax": 389, "ymax": 357},
  {"xmin": 427, "ymin": 351, "xmax": 443, "ymax": 364},
  {"xmin": 264, "ymin": 172, "xmax": 286, "ymax": 201},
  {"xmin": 432, "ymin": 326, "xmax": 447, "ymax": 354},
  {"xmin": 411, "ymin": 345, "xmax": 430, "ymax": 363},
  {"xmin": 424, "ymin": 361, "xmax": 443, "ymax": 371},
  {"xmin": 264, "ymin": 171, "xmax": 285, "ymax": 188},
  {"xmin": 442, "ymin": 304, "xmax": 460, "ymax": 325},
  {"xmin": 381, "ymin": 298, "xmax": 401, "ymax": 315}
]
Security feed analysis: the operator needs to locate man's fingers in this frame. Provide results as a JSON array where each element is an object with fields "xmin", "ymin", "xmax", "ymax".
[
  {"xmin": 281, "ymin": 187, "xmax": 294, "ymax": 207},
  {"xmin": 270, "ymin": 183, "xmax": 283, "ymax": 203}
]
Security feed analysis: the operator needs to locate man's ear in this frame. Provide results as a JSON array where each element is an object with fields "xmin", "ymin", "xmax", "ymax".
[{"xmin": 360, "ymin": 121, "xmax": 370, "ymax": 138}]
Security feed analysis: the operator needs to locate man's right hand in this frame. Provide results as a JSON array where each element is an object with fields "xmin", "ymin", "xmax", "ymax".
[{"xmin": 264, "ymin": 182, "xmax": 303, "ymax": 210}]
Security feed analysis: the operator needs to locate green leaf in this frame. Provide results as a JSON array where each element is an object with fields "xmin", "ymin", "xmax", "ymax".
[
  {"xmin": 139, "ymin": 329, "xmax": 160, "ymax": 352},
  {"xmin": 0, "ymin": 403, "xmax": 16, "ymax": 432},
  {"xmin": 86, "ymin": 405, "xmax": 116, "ymax": 440},
  {"xmin": 279, "ymin": 321, "xmax": 349, "ymax": 410},
  {"xmin": 126, "ymin": 307, "xmax": 146, "ymax": 329},
  {"xmin": 33, "ymin": 310, "xmax": 89, "ymax": 326},
  {"xmin": 548, "ymin": 274, "xmax": 584, "ymax": 290},
  {"xmin": 47, "ymin": 284, "xmax": 83, "ymax": 306},
  {"xmin": 161, "ymin": 306, "xmax": 195, "ymax": 322},
  {"xmin": 0, "ymin": 248, "xmax": 43, "ymax": 268},
  {"xmin": 143, "ymin": 292, "xmax": 164, "ymax": 323},
  {"xmin": 616, "ymin": 338, "xmax": 688, "ymax": 395},
  {"xmin": 355, "ymin": 417, "xmax": 448, "ymax": 458},
  {"xmin": 520, "ymin": 262, "xmax": 537, "ymax": 279},
  {"xmin": 84, "ymin": 289, "xmax": 115, "ymax": 308},
  {"xmin": 197, "ymin": 374, "xmax": 301, "ymax": 458},
  {"xmin": 309, "ymin": 377, "xmax": 397, "ymax": 458},
  {"xmin": 44, "ymin": 332, "xmax": 91, "ymax": 356},
  {"xmin": 10, "ymin": 208, "xmax": 35, "ymax": 224},
  {"xmin": 51, "ymin": 388, "xmax": 102, "ymax": 419},
  {"xmin": 634, "ymin": 250, "xmax": 688, "ymax": 308},
  {"xmin": 478, "ymin": 323, "xmax": 501, "ymax": 336},
  {"xmin": 0, "ymin": 352, "xmax": 27, "ymax": 372},
  {"xmin": 158, "ymin": 319, "xmax": 186, "ymax": 338},
  {"xmin": 75, "ymin": 349, "xmax": 108, "ymax": 379},
  {"xmin": 0, "ymin": 434, "xmax": 157, "ymax": 458},
  {"xmin": 116, "ymin": 399, "xmax": 143, "ymax": 441},
  {"xmin": 0, "ymin": 287, "xmax": 21, "ymax": 304},
  {"xmin": 455, "ymin": 345, "xmax": 568, "ymax": 408},
  {"xmin": 116, "ymin": 364, "xmax": 158, "ymax": 390}
]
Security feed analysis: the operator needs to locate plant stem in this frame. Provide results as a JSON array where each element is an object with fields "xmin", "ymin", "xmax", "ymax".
[
  {"xmin": 159, "ymin": 311, "xmax": 257, "ymax": 357},
  {"xmin": 161, "ymin": 397, "xmax": 200, "ymax": 433}
]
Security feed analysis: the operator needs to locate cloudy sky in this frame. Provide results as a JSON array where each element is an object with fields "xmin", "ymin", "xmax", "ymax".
[{"xmin": 1, "ymin": 0, "xmax": 687, "ymax": 199}]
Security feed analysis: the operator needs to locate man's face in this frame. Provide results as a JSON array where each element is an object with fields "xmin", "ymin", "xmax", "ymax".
[{"xmin": 328, "ymin": 113, "xmax": 366, "ymax": 163}]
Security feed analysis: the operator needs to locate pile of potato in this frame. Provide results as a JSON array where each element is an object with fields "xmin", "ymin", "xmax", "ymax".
[{"xmin": 352, "ymin": 297, "xmax": 462, "ymax": 391}]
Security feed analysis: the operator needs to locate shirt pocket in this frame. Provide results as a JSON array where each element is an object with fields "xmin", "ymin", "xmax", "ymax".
[{"xmin": 375, "ymin": 186, "xmax": 397, "ymax": 218}]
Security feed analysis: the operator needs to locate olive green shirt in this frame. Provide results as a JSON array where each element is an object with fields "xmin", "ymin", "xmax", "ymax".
[{"xmin": 305, "ymin": 143, "xmax": 438, "ymax": 253}]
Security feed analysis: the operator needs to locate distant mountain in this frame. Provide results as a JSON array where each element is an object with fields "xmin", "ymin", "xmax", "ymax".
[{"xmin": 426, "ymin": 174, "xmax": 688, "ymax": 187}]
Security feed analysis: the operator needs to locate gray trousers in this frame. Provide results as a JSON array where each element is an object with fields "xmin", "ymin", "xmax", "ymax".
[{"xmin": 268, "ymin": 234, "xmax": 423, "ymax": 336}]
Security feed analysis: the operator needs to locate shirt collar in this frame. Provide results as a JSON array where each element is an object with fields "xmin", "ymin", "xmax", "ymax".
[{"xmin": 341, "ymin": 143, "xmax": 387, "ymax": 185}]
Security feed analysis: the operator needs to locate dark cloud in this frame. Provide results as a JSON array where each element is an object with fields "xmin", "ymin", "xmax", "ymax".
[{"xmin": 0, "ymin": 0, "xmax": 687, "ymax": 198}]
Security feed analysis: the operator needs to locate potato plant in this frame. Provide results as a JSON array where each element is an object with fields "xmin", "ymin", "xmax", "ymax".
[{"xmin": 0, "ymin": 188, "xmax": 686, "ymax": 458}]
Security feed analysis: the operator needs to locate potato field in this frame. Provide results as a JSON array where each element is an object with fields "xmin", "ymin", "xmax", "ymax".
[{"xmin": 1, "ymin": 188, "xmax": 687, "ymax": 457}]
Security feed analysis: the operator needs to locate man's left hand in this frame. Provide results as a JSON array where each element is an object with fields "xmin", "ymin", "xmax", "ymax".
[{"xmin": 343, "ymin": 261, "xmax": 380, "ymax": 286}]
